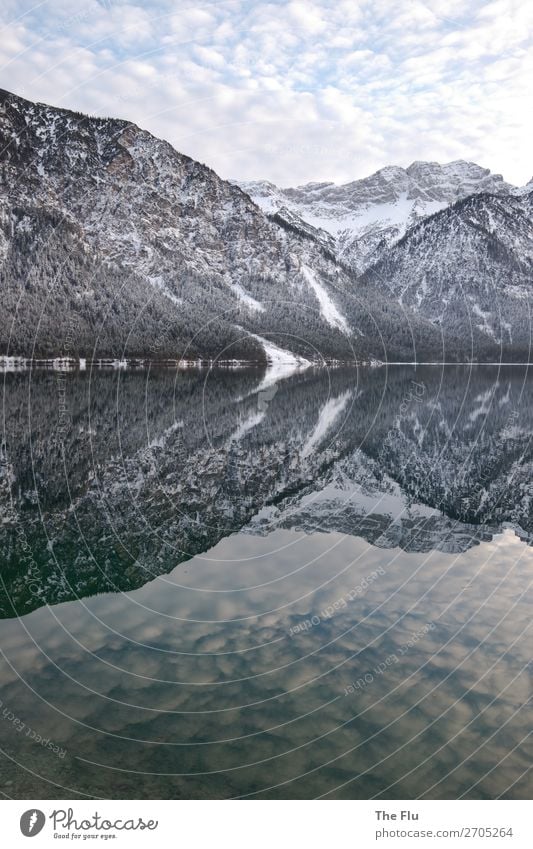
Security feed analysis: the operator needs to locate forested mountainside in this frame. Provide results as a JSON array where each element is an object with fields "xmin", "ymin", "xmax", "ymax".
[
  {"xmin": 0, "ymin": 87, "xmax": 441, "ymax": 363},
  {"xmin": 1, "ymin": 88, "xmax": 531, "ymax": 362},
  {"xmin": 361, "ymin": 193, "xmax": 533, "ymax": 359}
]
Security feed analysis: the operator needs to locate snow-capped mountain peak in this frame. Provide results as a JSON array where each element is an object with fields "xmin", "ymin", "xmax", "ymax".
[{"xmin": 237, "ymin": 159, "xmax": 520, "ymax": 273}]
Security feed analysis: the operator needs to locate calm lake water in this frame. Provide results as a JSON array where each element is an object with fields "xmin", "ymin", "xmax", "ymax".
[{"xmin": 0, "ymin": 364, "xmax": 531, "ymax": 799}]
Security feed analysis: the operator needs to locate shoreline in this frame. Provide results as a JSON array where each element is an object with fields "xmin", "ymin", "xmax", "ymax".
[{"xmin": 1, "ymin": 356, "xmax": 532, "ymax": 372}]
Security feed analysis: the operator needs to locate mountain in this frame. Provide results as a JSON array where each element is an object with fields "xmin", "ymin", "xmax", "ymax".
[
  {"xmin": 237, "ymin": 161, "xmax": 519, "ymax": 274},
  {"xmin": 0, "ymin": 88, "xmax": 531, "ymax": 363},
  {"xmin": 239, "ymin": 165, "xmax": 533, "ymax": 360},
  {"xmin": 0, "ymin": 87, "xmax": 450, "ymax": 364},
  {"xmin": 361, "ymin": 192, "xmax": 533, "ymax": 358},
  {"xmin": 0, "ymin": 89, "xmax": 347, "ymax": 362}
]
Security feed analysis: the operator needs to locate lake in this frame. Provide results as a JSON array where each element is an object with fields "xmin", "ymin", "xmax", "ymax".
[{"xmin": 0, "ymin": 364, "xmax": 531, "ymax": 798}]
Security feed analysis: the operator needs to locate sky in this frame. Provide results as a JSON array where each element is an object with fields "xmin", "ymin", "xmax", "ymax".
[{"xmin": 0, "ymin": 0, "xmax": 531, "ymax": 186}]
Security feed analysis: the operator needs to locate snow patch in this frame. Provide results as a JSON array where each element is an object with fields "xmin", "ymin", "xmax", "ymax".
[
  {"xmin": 247, "ymin": 331, "xmax": 310, "ymax": 367},
  {"xmin": 230, "ymin": 411, "xmax": 265, "ymax": 443},
  {"xmin": 301, "ymin": 265, "xmax": 349, "ymax": 333},
  {"xmin": 301, "ymin": 390, "xmax": 351, "ymax": 458},
  {"xmin": 147, "ymin": 275, "xmax": 182, "ymax": 308},
  {"xmin": 228, "ymin": 281, "xmax": 264, "ymax": 312}
]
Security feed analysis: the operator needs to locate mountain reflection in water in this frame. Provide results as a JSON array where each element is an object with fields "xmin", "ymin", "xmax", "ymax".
[{"xmin": 0, "ymin": 365, "xmax": 531, "ymax": 799}]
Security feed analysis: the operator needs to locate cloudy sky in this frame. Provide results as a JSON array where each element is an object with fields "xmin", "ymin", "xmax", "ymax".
[{"xmin": 1, "ymin": 0, "xmax": 531, "ymax": 186}]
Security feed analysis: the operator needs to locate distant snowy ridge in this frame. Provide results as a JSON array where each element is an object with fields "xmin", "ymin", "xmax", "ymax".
[{"xmin": 237, "ymin": 161, "xmax": 526, "ymax": 274}]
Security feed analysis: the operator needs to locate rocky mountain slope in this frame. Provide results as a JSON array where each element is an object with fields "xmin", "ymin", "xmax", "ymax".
[
  {"xmin": 238, "ymin": 161, "xmax": 521, "ymax": 273},
  {"xmin": 361, "ymin": 192, "xmax": 533, "ymax": 358},
  {"xmin": 0, "ymin": 88, "xmax": 531, "ymax": 362},
  {"xmin": 239, "ymin": 165, "xmax": 533, "ymax": 360},
  {"xmin": 0, "ymin": 87, "xmax": 449, "ymax": 364}
]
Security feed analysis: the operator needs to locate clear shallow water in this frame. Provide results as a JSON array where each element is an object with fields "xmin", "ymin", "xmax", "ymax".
[{"xmin": 0, "ymin": 365, "xmax": 531, "ymax": 798}]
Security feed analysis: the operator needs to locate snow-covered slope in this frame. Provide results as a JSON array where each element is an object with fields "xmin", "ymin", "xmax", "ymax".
[{"xmin": 238, "ymin": 161, "xmax": 520, "ymax": 273}]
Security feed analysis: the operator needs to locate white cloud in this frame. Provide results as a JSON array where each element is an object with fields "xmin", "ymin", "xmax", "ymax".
[{"xmin": 0, "ymin": 0, "xmax": 530, "ymax": 185}]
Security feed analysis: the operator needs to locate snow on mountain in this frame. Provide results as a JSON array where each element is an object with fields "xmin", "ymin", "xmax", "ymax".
[
  {"xmin": 0, "ymin": 88, "xmax": 365, "ymax": 362},
  {"xmin": 246, "ymin": 331, "xmax": 311, "ymax": 367},
  {"xmin": 239, "ymin": 164, "xmax": 533, "ymax": 357},
  {"xmin": 238, "ymin": 161, "xmax": 519, "ymax": 273},
  {"xmin": 0, "ymin": 87, "xmax": 463, "ymax": 364},
  {"xmin": 514, "ymin": 179, "xmax": 533, "ymax": 200},
  {"xmin": 362, "ymin": 192, "xmax": 533, "ymax": 356},
  {"xmin": 1, "ymin": 87, "xmax": 531, "ymax": 363},
  {"xmin": 300, "ymin": 264, "xmax": 349, "ymax": 333}
]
